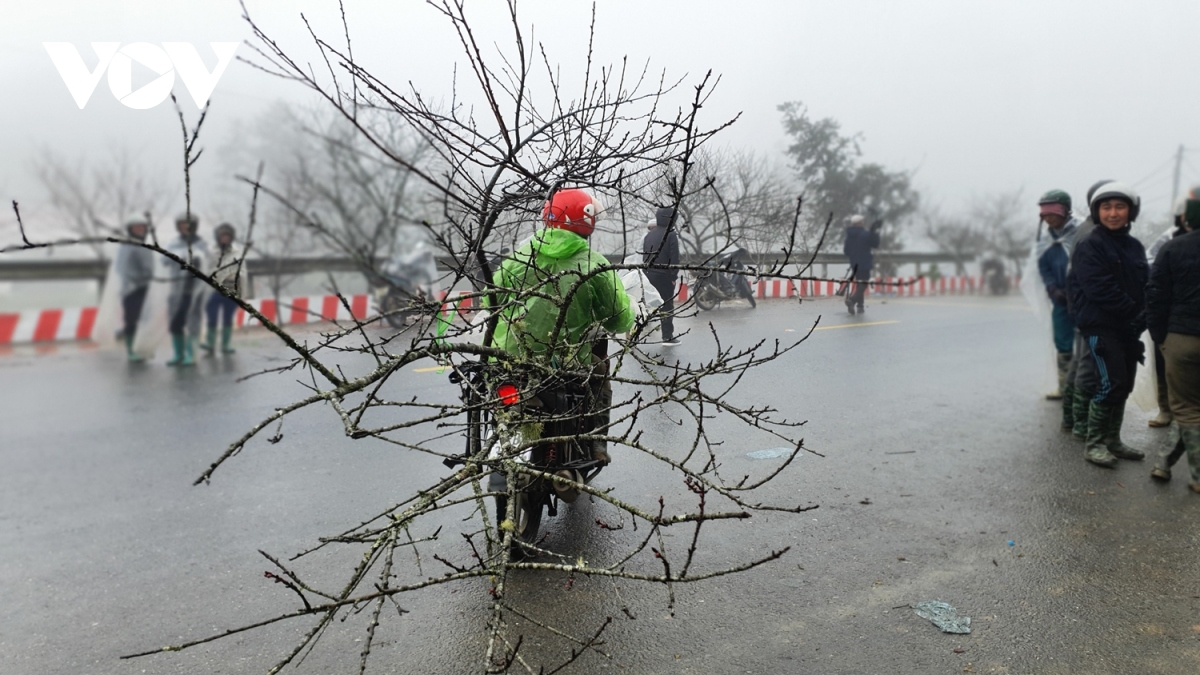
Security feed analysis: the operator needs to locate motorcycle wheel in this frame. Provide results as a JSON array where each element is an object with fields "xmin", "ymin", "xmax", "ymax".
[
  {"xmin": 694, "ymin": 283, "xmax": 719, "ymax": 311},
  {"xmin": 381, "ymin": 291, "xmax": 413, "ymax": 330},
  {"xmin": 495, "ymin": 491, "xmax": 543, "ymax": 559},
  {"xmin": 735, "ymin": 276, "xmax": 757, "ymax": 308}
]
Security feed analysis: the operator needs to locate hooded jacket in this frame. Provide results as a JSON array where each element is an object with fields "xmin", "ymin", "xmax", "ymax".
[
  {"xmin": 1068, "ymin": 224, "xmax": 1148, "ymax": 339},
  {"xmin": 642, "ymin": 207, "xmax": 681, "ymax": 282},
  {"xmin": 1146, "ymin": 230, "xmax": 1200, "ymax": 344},
  {"xmin": 491, "ymin": 227, "xmax": 634, "ymax": 363},
  {"xmin": 843, "ymin": 225, "xmax": 880, "ymax": 279}
]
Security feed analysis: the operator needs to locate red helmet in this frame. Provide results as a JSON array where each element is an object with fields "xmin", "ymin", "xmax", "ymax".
[{"xmin": 542, "ymin": 188, "xmax": 602, "ymax": 237}]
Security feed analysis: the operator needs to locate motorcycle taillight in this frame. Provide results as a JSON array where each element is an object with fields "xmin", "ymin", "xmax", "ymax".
[{"xmin": 496, "ymin": 383, "xmax": 520, "ymax": 406}]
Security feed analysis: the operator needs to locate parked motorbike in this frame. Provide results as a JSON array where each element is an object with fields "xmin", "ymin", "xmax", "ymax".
[
  {"xmin": 693, "ymin": 249, "xmax": 757, "ymax": 310},
  {"xmin": 447, "ymin": 340, "xmax": 609, "ymax": 558},
  {"xmin": 981, "ymin": 257, "xmax": 1010, "ymax": 296},
  {"xmin": 371, "ymin": 246, "xmax": 439, "ymax": 329}
]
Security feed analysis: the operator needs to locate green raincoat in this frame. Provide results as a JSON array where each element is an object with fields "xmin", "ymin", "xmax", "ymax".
[{"xmin": 490, "ymin": 228, "xmax": 633, "ymax": 364}]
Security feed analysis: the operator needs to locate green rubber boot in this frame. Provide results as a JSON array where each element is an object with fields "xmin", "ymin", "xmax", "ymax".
[
  {"xmin": 1105, "ymin": 403, "xmax": 1144, "ymax": 460},
  {"xmin": 1071, "ymin": 388, "xmax": 1091, "ymax": 441},
  {"xmin": 220, "ymin": 325, "xmax": 236, "ymax": 354},
  {"xmin": 1181, "ymin": 425, "xmax": 1200, "ymax": 492},
  {"xmin": 166, "ymin": 333, "xmax": 186, "ymax": 366},
  {"xmin": 1151, "ymin": 423, "xmax": 1184, "ymax": 481},
  {"xmin": 125, "ymin": 333, "xmax": 143, "ymax": 362},
  {"xmin": 1061, "ymin": 384, "xmax": 1075, "ymax": 432},
  {"xmin": 1084, "ymin": 401, "xmax": 1118, "ymax": 468},
  {"xmin": 181, "ymin": 336, "xmax": 196, "ymax": 366},
  {"xmin": 200, "ymin": 327, "xmax": 216, "ymax": 356}
]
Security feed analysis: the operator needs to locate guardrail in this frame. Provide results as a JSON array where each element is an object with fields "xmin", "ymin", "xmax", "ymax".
[{"xmin": 0, "ymin": 251, "xmax": 963, "ymax": 284}]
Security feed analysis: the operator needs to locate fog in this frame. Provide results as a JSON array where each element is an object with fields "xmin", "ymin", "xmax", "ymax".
[{"xmin": 3, "ymin": 0, "xmax": 1198, "ymax": 242}]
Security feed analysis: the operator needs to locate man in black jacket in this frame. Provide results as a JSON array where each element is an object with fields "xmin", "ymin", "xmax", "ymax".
[
  {"xmin": 842, "ymin": 215, "xmax": 882, "ymax": 314},
  {"xmin": 1146, "ymin": 195, "xmax": 1200, "ymax": 489},
  {"xmin": 1070, "ymin": 182, "xmax": 1150, "ymax": 467},
  {"xmin": 643, "ymin": 207, "xmax": 682, "ymax": 346}
]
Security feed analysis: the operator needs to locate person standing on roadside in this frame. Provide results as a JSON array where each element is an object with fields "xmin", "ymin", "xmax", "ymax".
[
  {"xmin": 1062, "ymin": 179, "xmax": 1112, "ymax": 438},
  {"xmin": 114, "ymin": 219, "xmax": 154, "ymax": 362},
  {"xmin": 164, "ymin": 213, "xmax": 209, "ymax": 367},
  {"xmin": 1147, "ymin": 194, "xmax": 1200, "ymax": 489},
  {"xmin": 201, "ymin": 223, "xmax": 245, "ymax": 356},
  {"xmin": 1070, "ymin": 183, "xmax": 1149, "ymax": 468},
  {"xmin": 842, "ymin": 214, "xmax": 881, "ymax": 315},
  {"xmin": 1035, "ymin": 190, "xmax": 1080, "ymax": 400},
  {"xmin": 642, "ymin": 207, "xmax": 682, "ymax": 346}
]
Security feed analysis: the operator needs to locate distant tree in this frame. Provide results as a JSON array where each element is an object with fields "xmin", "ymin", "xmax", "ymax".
[
  {"xmin": 923, "ymin": 206, "xmax": 988, "ymax": 275},
  {"xmin": 972, "ymin": 189, "xmax": 1029, "ymax": 275},
  {"xmin": 777, "ymin": 101, "xmax": 919, "ymax": 257}
]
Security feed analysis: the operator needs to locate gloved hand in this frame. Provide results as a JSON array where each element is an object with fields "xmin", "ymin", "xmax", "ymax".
[
  {"xmin": 1130, "ymin": 310, "xmax": 1147, "ymax": 336},
  {"xmin": 869, "ymin": 219, "xmax": 884, "ymax": 232},
  {"xmin": 1049, "ymin": 287, "xmax": 1068, "ymax": 305},
  {"xmin": 1133, "ymin": 338, "xmax": 1147, "ymax": 365}
]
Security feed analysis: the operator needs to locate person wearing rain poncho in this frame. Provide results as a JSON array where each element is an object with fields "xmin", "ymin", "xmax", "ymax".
[
  {"xmin": 201, "ymin": 223, "xmax": 246, "ymax": 356},
  {"xmin": 113, "ymin": 219, "xmax": 155, "ymax": 361},
  {"xmin": 489, "ymin": 188, "xmax": 634, "ymax": 464},
  {"xmin": 163, "ymin": 213, "xmax": 210, "ymax": 366},
  {"xmin": 1068, "ymin": 182, "xmax": 1149, "ymax": 468},
  {"xmin": 1034, "ymin": 190, "xmax": 1080, "ymax": 401}
]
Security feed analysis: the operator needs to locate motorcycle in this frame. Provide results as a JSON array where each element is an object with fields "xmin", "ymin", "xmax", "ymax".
[
  {"xmin": 448, "ymin": 339, "xmax": 610, "ymax": 558},
  {"xmin": 693, "ymin": 248, "xmax": 757, "ymax": 311},
  {"xmin": 980, "ymin": 257, "xmax": 1010, "ymax": 296},
  {"xmin": 371, "ymin": 246, "xmax": 439, "ymax": 329}
]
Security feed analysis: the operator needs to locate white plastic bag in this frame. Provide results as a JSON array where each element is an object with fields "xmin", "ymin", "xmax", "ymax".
[{"xmin": 1129, "ymin": 332, "xmax": 1159, "ymax": 413}]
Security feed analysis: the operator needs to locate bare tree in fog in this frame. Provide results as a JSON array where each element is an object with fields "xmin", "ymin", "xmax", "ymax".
[
  {"xmin": 5, "ymin": 2, "xmax": 839, "ymax": 672},
  {"xmin": 923, "ymin": 206, "xmax": 988, "ymax": 275},
  {"xmin": 32, "ymin": 147, "xmax": 173, "ymax": 259},
  {"xmin": 973, "ymin": 188, "xmax": 1029, "ymax": 276}
]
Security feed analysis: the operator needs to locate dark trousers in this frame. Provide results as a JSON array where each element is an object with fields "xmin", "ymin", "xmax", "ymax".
[
  {"xmin": 122, "ymin": 286, "xmax": 147, "ymax": 339},
  {"xmin": 847, "ymin": 269, "xmax": 871, "ymax": 307},
  {"xmin": 1077, "ymin": 333, "xmax": 1140, "ymax": 405},
  {"xmin": 206, "ymin": 292, "xmax": 238, "ymax": 328},
  {"xmin": 647, "ymin": 274, "xmax": 677, "ymax": 341},
  {"xmin": 169, "ymin": 279, "xmax": 195, "ymax": 335}
]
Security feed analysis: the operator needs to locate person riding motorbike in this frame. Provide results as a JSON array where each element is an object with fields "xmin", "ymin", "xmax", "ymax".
[{"xmin": 489, "ymin": 187, "xmax": 635, "ymax": 463}]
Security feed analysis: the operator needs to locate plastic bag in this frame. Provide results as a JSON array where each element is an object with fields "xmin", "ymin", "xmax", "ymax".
[
  {"xmin": 1018, "ymin": 245, "xmax": 1058, "ymax": 396},
  {"xmin": 1129, "ymin": 331, "xmax": 1159, "ymax": 413}
]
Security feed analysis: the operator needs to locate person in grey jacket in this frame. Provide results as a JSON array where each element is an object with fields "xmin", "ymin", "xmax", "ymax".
[
  {"xmin": 114, "ymin": 219, "xmax": 154, "ymax": 361},
  {"xmin": 164, "ymin": 213, "xmax": 209, "ymax": 366},
  {"xmin": 642, "ymin": 207, "xmax": 682, "ymax": 345}
]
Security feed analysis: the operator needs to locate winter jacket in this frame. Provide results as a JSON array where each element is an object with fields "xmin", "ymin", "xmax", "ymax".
[
  {"xmin": 114, "ymin": 242, "xmax": 154, "ymax": 297},
  {"xmin": 1036, "ymin": 218, "xmax": 1078, "ymax": 306},
  {"xmin": 843, "ymin": 225, "xmax": 880, "ymax": 279},
  {"xmin": 642, "ymin": 209, "xmax": 681, "ymax": 282},
  {"xmin": 209, "ymin": 243, "xmax": 247, "ymax": 294},
  {"xmin": 1146, "ymin": 230, "xmax": 1200, "ymax": 344},
  {"xmin": 491, "ymin": 227, "xmax": 634, "ymax": 364},
  {"xmin": 1068, "ymin": 224, "xmax": 1148, "ymax": 340}
]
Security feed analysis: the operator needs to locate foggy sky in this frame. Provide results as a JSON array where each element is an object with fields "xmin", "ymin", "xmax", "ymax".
[{"xmin": 3, "ymin": 0, "xmax": 1199, "ymax": 243}]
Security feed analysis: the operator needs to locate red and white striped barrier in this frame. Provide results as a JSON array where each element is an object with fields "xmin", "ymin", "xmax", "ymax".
[
  {"xmin": 0, "ymin": 307, "xmax": 99, "ymax": 345},
  {"xmin": 236, "ymin": 294, "xmax": 372, "ymax": 327}
]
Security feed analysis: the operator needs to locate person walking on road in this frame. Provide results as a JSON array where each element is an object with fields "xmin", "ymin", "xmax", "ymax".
[
  {"xmin": 1035, "ymin": 190, "xmax": 1080, "ymax": 400},
  {"xmin": 642, "ymin": 207, "xmax": 682, "ymax": 345},
  {"xmin": 842, "ymin": 214, "xmax": 881, "ymax": 315},
  {"xmin": 1070, "ymin": 182, "xmax": 1149, "ymax": 467},
  {"xmin": 1147, "ymin": 194, "xmax": 1200, "ymax": 488},
  {"xmin": 201, "ymin": 223, "xmax": 245, "ymax": 356},
  {"xmin": 114, "ymin": 219, "xmax": 154, "ymax": 362},
  {"xmin": 1062, "ymin": 179, "xmax": 1112, "ymax": 438},
  {"xmin": 164, "ymin": 213, "xmax": 209, "ymax": 367}
]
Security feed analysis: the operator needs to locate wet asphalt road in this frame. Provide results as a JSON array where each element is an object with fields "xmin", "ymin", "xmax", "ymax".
[{"xmin": 3, "ymin": 294, "xmax": 1200, "ymax": 675}]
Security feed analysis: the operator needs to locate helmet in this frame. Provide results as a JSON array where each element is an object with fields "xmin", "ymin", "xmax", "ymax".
[
  {"xmin": 1085, "ymin": 179, "xmax": 1113, "ymax": 206},
  {"xmin": 847, "ymin": 214, "xmax": 865, "ymax": 226},
  {"xmin": 125, "ymin": 219, "xmax": 149, "ymax": 240},
  {"xmin": 1037, "ymin": 189, "xmax": 1072, "ymax": 211},
  {"xmin": 175, "ymin": 212, "xmax": 199, "ymax": 236},
  {"xmin": 214, "ymin": 223, "xmax": 236, "ymax": 242},
  {"xmin": 542, "ymin": 188, "xmax": 603, "ymax": 237},
  {"xmin": 1088, "ymin": 182, "xmax": 1140, "ymax": 224}
]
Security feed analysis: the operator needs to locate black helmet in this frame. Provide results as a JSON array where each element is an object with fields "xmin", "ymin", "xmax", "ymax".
[
  {"xmin": 214, "ymin": 223, "xmax": 236, "ymax": 242},
  {"xmin": 175, "ymin": 212, "xmax": 199, "ymax": 236},
  {"xmin": 1088, "ymin": 182, "xmax": 1140, "ymax": 224}
]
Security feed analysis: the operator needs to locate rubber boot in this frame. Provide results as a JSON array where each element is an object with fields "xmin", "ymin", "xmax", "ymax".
[
  {"xmin": 166, "ymin": 333, "xmax": 186, "ymax": 366},
  {"xmin": 200, "ymin": 326, "xmax": 216, "ymax": 356},
  {"xmin": 1150, "ymin": 374, "xmax": 1172, "ymax": 427},
  {"xmin": 125, "ymin": 333, "xmax": 143, "ymax": 363},
  {"xmin": 1084, "ymin": 401, "xmax": 1118, "ymax": 468},
  {"xmin": 220, "ymin": 325, "xmax": 236, "ymax": 354},
  {"xmin": 1046, "ymin": 352, "xmax": 1071, "ymax": 400},
  {"xmin": 1061, "ymin": 384, "xmax": 1075, "ymax": 432},
  {"xmin": 179, "ymin": 336, "xmax": 196, "ymax": 366},
  {"xmin": 1151, "ymin": 423, "xmax": 1184, "ymax": 481},
  {"xmin": 1105, "ymin": 402, "xmax": 1144, "ymax": 460},
  {"xmin": 1071, "ymin": 388, "xmax": 1092, "ymax": 441},
  {"xmin": 1181, "ymin": 425, "xmax": 1200, "ymax": 493}
]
